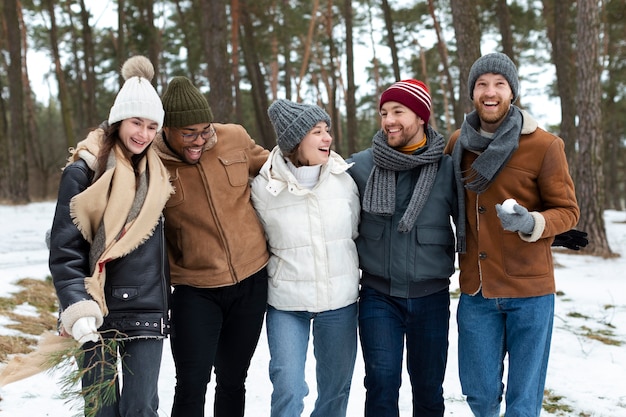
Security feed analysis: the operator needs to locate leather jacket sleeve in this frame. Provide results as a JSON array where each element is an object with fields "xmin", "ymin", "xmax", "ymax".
[{"xmin": 49, "ymin": 160, "xmax": 94, "ymax": 310}]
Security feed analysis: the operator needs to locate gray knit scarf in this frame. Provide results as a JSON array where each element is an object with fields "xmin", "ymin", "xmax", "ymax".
[
  {"xmin": 362, "ymin": 127, "xmax": 444, "ymax": 233},
  {"xmin": 453, "ymin": 105, "xmax": 523, "ymax": 193},
  {"xmin": 451, "ymin": 105, "xmax": 523, "ymax": 252}
]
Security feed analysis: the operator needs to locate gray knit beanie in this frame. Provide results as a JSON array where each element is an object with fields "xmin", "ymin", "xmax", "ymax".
[
  {"xmin": 468, "ymin": 52, "xmax": 519, "ymax": 103},
  {"xmin": 268, "ymin": 99, "xmax": 331, "ymax": 153}
]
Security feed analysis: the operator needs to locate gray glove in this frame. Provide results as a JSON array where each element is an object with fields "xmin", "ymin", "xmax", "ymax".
[{"xmin": 495, "ymin": 202, "xmax": 535, "ymax": 234}]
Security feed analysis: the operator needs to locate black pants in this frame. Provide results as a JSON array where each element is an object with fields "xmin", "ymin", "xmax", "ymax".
[{"xmin": 170, "ymin": 268, "xmax": 268, "ymax": 417}]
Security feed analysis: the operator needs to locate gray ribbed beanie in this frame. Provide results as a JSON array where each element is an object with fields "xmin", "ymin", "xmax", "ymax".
[
  {"xmin": 161, "ymin": 76, "xmax": 213, "ymax": 128},
  {"xmin": 268, "ymin": 99, "xmax": 331, "ymax": 153},
  {"xmin": 468, "ymin": 52, "xmax": 519, "ymax": 103}
]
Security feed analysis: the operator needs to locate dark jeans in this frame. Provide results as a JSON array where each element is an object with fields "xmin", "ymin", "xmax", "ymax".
[
  {"xmin": 82, "ymin": 337, "xmax": 163, "ymax": 417},
  {"xmin": 358, "ymin": 286, "xmax": 450, "ymax": 417},
  {"xmin": 170, "ymin": 268, "xmax": 268, "ymax": 417}
]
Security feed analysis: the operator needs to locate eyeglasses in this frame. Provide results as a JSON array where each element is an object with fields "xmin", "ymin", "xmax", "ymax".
[{"xmin": 177, "ymin": 125, "xmax": 216, "ymax": 144}]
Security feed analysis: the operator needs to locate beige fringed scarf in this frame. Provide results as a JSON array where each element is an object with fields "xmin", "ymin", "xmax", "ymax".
[{"xmin": 68, "ymin": 128, "xmax": 173, "ymax": 316}]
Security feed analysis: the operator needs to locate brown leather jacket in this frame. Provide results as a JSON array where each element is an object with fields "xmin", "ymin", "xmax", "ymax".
[
  {"xmin": 155, "ymin": 123, "xmax": 270, "ymax": 288},
  {"xmin": 445, "ymin": 112, "xmax": 579, "ymax": 298}
]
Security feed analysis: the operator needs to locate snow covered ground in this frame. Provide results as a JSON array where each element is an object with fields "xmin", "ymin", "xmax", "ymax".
[{"xmin": 0, "ymin": 201, "xmax": 625, "ymax": 416}]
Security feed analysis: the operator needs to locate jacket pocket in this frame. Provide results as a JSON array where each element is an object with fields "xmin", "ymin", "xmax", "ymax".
[
  {"xmin": 111, "ymin": 286, "xmax": 140, "ymax": 301},
  {"xmin": 501, "ymin": 232, "xmax": 552, "ymax": 277},
  {"xmin": 219, "ymin": 151, "xmax": 248, "ymax": 187}
]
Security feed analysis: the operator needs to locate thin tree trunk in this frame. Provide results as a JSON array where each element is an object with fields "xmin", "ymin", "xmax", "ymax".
[
  {"xmin": 449, "ymin": 0, "xmax": 481, "ymax": 123},
  {"xmin": 4, "ymin": 0, "xmax": 29, "ymax": 202},
  {"xmin": 231, "ymin": 0, "xmax": 243, "ymax": 123},
  {"xmin": 78, "ymin": 0, "xmax": 98, "ymax": 127},
  {"xmin": 344, "ymin": 0, "xmax": 357, "ymax": 155},
  {"xmin": 19, "ymin": 2, "xmax": 46, "ymax": 197},
  {"xmin": 239, "ymin": 1, "xmax": 274, "ymax": 148},
  {"xmin": 380, "ymin": 0, "xmax": 400, "ymax": 81},
  {"xmin": 427, "ymin": 0, "xmax": 455, "ymax": 133},
  {"xmin": 542, "ymin": 0, "xmax": 578, "ymax": 171},
  {"xmin": 296, "ymin": 0, "xmax": 319, "ymax": 100},
  {"xmin": 116, "ymin": 0, "xmax": 125, "ymax": 85},
  {"xmin": 45, "ymin": 0, "xmax": 75, "ymax": 149},
  {"xmin": 201, "ymin": 0, "xmax": 233, "ymax": 121}
]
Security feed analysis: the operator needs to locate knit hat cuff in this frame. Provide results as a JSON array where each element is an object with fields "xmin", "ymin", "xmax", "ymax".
[
  {"xmin": 108, "ymin": 99, "xmax": 165, "ymax": 129},
  {"xmin": 164, "ymin": 108, "xmax": 214, "ymax": 128}
]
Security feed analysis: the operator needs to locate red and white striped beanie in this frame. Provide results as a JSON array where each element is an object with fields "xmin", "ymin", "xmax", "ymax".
[{"xmin": 379, "ymin": 79, "xmax": 431, "ymax": 125}]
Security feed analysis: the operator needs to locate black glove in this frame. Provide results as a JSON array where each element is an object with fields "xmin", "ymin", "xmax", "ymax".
[{"xmin": 552, "ymin": 229, "xmax": 588, "ymax": 250}]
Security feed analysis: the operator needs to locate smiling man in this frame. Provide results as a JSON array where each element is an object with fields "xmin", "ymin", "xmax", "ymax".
[
  {"xmin": 153, "ymin": 76, "xmax": 270, "ymax": 417},
  {"xmin": 347, "ymin": 79, "xmax": 460, "ymax": 417},
  {"xmin": 445, "ymin": 52, "xmax": 579, "ymax": 417}
]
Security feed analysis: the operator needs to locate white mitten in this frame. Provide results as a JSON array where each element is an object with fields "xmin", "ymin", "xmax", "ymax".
[{"xmin": 71, "ymin": 316, "xmax": 99, "ymax": 345}]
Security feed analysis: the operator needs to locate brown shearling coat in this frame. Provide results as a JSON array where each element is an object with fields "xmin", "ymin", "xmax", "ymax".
[
  {"xmin": 445, "ymin": 112, "xmax": 579, "ymax": 298},
  {"xmin": 156, "ymin": 123, "xmax": 270, "ymax": 288}
]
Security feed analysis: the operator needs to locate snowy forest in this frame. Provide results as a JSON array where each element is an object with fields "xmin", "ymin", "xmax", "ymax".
[{"xmin": 1, "ymin": 0, "xmax": 624, "ymax": 256}]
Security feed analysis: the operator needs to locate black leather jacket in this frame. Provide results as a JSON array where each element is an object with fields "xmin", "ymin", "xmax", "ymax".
[{"xmin": 49, "ymin": 159, "xmax": 171, "ymax": 338}]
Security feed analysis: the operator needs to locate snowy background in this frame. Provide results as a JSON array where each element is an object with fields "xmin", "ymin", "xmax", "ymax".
[{"xmin": 0, "ymin": 201, "xmax": 625, "ymax": 416}]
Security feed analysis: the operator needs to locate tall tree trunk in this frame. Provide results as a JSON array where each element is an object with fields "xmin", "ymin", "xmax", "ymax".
[
  {"xmin": 365, "ymin": 0, "xmax": 382, "ymax": 99},
  {"xmin": 78, "ymin": 0, "xmax": 97, "ymax": 127},
  {"xmin": 380, "ymin": 0, "xmax": 400, "ymax": 81},
  {"xmin": 65, "ymin": 3, "xmax": 85, "ymax": 130},
  {"xmin": 19, "ymin": 2, "xmax": 46, "ymax": 198},
  {"xmin": 239, "ymin": 1, "xmax": 274, "ymax": 148},
  {"xmin": 449, "ymin": 0, "xmax": 481, "ymax": 124},
  {"xmin": 231, "ymin": 0, "xmax": 243, "ymax": 123},
  {"xmin": 45, "ymin": 0, "xmax": 75, "ymax": 149},
  {"xmin": 542, "ymin": 0, "xmax": 578, "ymax": 173},
  {"xmin": 171, "ymin": 0, "xmax": 195, "ymax": 83},
  {"xmin": 201, "ymin": 0, "xmax": 233, "ymax": 121},
  {"xmin": 144, "ymin": 0, "xmax": 160, "ymax": 89},
  {"xmin": 575, "ymin": 0, "xmax": 613, "ymax": 256},
  {"xmin": 343, "ymin": 0, "xmax": 357, "ymax": 155},
  {"xmin": 295, "ymin": 0, "xmax": 319, "ymax": 100},
  {"xmin": 496, "ymin": 0, "xmax": 515, "ymax": 67},
  {"xmin": 3, "ymin": 0, "xmax": 29, "ymax": 203},
  {"xmin": 117, "ymin": 0, "xmax": 126, "ymax": 85},
  {"xmin": 322, "ymin": 0, "xmax": 341, "ymax": 155},
  {"xmin": 427, "ymin": 0, "xmax": 456, "ymax": 133}
]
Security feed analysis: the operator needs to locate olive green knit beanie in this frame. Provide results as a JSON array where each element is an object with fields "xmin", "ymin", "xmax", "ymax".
[{"xmin": 161, "ymin": 76, "xmax": 214, "ymax": 128}]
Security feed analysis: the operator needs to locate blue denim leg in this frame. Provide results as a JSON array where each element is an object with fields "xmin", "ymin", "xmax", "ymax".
[
  {"xmin": 405, "ymin": 289, "xmax": 449, "ymax": 417},
  {"xmin": 311, "ymin": 303, "xmax": 358, "ymax": 417},
  {"xmin": 118, "ymin": 338, "xmax": 163, "ymax": 417},
  {"xmin": 457, "ymin": 292, "xmax": 554, "ymax": 417},
  {"xmin": 81, "ymin": 338, "xmax": 163, "ymax": 417},
  {"xmin": 267, "ymin": 307, "xmax": 311, "ymax": 417},
  {"xmin": 267, "ymin": 303, "xmax": 358, "ymax": 417},
  {"xmin": 359, "ymin": 286, "xmax": 449, "ymax": 417}
]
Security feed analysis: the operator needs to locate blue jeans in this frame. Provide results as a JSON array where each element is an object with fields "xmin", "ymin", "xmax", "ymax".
[
  {"xmin": 457, "ymin": 291, "xmax": 554, "ymax": 417},
  {"xmin": 267, "ymin": 303, "xmax": 358, "ymax": 417},
  {"xmin": 358, "ymin": 286, "xmax": 449, "ymax": 417},
  {"xmin": 82, "ymin": 337, "xmax": 163, "ymax": 417}
]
